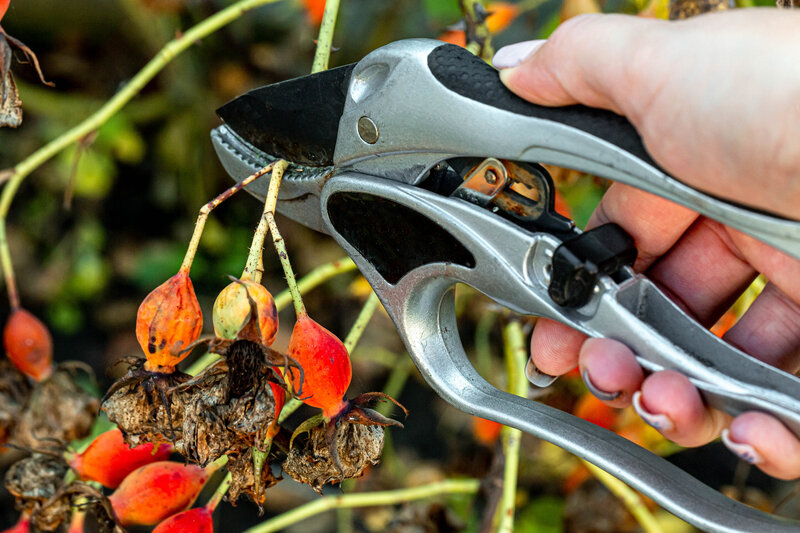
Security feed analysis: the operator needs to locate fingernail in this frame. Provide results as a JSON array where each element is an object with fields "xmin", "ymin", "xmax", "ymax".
[
  {"xmin": 492, "ymin": 40, "xmax": 545, "ymax": 69},
  {"xmin": 582, "ymin": 369, "xmax": 621, "ymax": 402},
  {"xmin": 721, "ymin": 429, "xmax": 763, "ymax": 465},
  {"xmin": 526, "ymin": 359, "xmax": 558, "ymax": 388},
  {"xmin": 632, "ymin": 391, "xmax": 675, "ymax": 432}
]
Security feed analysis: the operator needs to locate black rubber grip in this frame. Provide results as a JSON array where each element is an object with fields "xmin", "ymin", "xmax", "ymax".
[{"xmin": 427, "ymin": 44, "xmax": 660, "ymax": 170}]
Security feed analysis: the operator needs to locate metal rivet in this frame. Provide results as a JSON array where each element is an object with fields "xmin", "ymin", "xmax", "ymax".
[
  {"xmin": 357, "ymin": 116, "xmax": 379, "ymax": 144},
  {"xmin": 485, "ymin": 169, "xmax": 498, "ymax": 184}
]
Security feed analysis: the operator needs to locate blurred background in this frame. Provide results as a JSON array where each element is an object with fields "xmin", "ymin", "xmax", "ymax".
[{"xmin": 0, "ymin": 0, "xmax": 794, "ymax": 531}]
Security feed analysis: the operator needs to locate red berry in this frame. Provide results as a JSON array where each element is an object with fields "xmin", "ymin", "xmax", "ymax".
[
  {"xmin": 3, "ymin": 308, "xmax": 53, "ymax": 381},
  {"xmin": 109, "ymin": 461, "xmax": 211, "ymax": 527},
  {"xmin": 1, "ymin": 513, "xmax": 30, "ymax": 533},
  {"xmin": 151, "ymin": 507, "xmax": 213, "ymax": 533},
  {"xmin": 287, "ymin": 315, "xmax": 351, "ymax": 419},
  {"xmin": 136, "ymin": 269, "xmax": 202, "ymax": 373},
  {"xmin": 68, "ymin": 429, "xmax": 172, "ymax": 488},
  {"xmin": 212, "ymin": 278, "xmax": 278, "ymax": 345}
]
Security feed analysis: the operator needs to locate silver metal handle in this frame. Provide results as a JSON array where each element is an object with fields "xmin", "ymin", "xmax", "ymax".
[{"xmin": 320, "ymin": 173, "xmax": 800, "ymax": 532}]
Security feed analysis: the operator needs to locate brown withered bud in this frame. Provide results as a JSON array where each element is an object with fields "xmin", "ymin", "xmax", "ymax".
[
  {"xmin": 226, "ymin": 448, "xmax": 282, "ymax": 507},
  {"xmin": 13, "ymin": 367, "xmax": 98, "ymax": 448},
  {"xmin": 0, "ymin": 359, "xmax": 31, "ymax": 445},
  {"xmin": 282, "ymin": 421, "xmax": 384, "ymax": 493},
  {"xmin": 4, "ymin": 453, "xmax": 68, "ymax": 515},
  {"xmin": 177, "ymin": 350, "xmax": 279, "ymax": 466}
]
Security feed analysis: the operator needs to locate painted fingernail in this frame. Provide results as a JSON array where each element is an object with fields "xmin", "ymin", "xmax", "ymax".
[
  {"xmin": 582, "ymin": 369, "xmax": 621, "ymax": 402},
  {"xmin": 492, "ymin": 40, "xmax": 546, "ymax": 69},
  {"xmin": 632, "ymin": 392, "xmax": 675, "ymax": 432},
  {"xmin": 526, "ymin": 359, "xmax": 558, "ymax": 388},
  {"xmin": 721, "ymin": 429, "xmax": 763, "ymax": 465}
]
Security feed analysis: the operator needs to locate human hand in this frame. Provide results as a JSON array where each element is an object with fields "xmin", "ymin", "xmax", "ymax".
[{"xmin": 493, "ymin": 9, "xmax": 800, "ymax": 479}]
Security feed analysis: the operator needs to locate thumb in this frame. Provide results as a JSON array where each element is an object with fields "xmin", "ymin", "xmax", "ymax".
[{"xmin": 493, "ymin": 14, "xmax": 660, "ymax": 118}]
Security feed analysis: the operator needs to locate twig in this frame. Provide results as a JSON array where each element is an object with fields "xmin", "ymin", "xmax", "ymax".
[
  {"xmin": 494, "ymin": 320, "xmax": 527, "ymax": 532},
  {"xmin": 273, "ymin": 256, "xmax": 356, "ymax": 311},
  {"xmin": 581, "ymin": 460, "xmax": 663, "ymax": 533},
  {"xmin": 243, "ymin": 479, "xmax": 481, "ymax": 533},
  {"xmin": 266, "ymin": 212, "xmax": 306, "ymax": 317},
  {"xmin": 240, "ymin": 160, "xmax": 288, "ymax": 283},
  {"xmin": 343, "ymin": 292, "xmax": 380, "ymax": 353},
  {"xmin": 459, "ymin": 0, "xmax": 494, "ymax": 61},
  {"xmin": 311, "ymin": 0, "xmax": 342, "ymax": 73},
  {"xmin": 0, "ymin": 0, "xmax": 282, "ymax": 308},
  {"xmin": 205, "ymin": 472, "xmax": 233, "ymax": 512},
  {"xmin": 181, "ymin": 162, "xmax": 276, "ymax": 274}
]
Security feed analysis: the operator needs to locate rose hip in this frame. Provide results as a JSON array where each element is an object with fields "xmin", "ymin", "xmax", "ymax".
[
  {"xmin": 1, "ymin": 513, "xmax": 30, "ymax": 533},
  {"xmin": 136, "ymin": 269, "xmax": 202, "ymax": 373},
  {"xmin": 109, "ymin": 461, "xmax": 212, "ymax": 527},
  {"xmin": 68, "ymin": 428, "xmax": 172, "ymax": 488},
  {"xmin": 151, "ymin": 507, "xmax": 213, "ymax": 533},
  {"xmin": 212, "ymin": 278, "xmax": 278, "ymax": 345},
  {"xmin": 3, "ymin": 308, "xmax": 53, "ymax": 381},
  {"xmin": 287, "ymin": 315, "xmax": 351, "ymax": 419}
]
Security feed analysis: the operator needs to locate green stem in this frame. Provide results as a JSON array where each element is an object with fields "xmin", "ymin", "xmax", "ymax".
[
  {"xmin": 244, "ymin": 479, "xmax": 480, "ymax": 533},
  {"xmin": 377, "ymin": 358, "xmax": 412, "ymax": 418},
  {"xmin": 0, "ymin": 0, "xmax": 282, "ymax": 309},
  {"xmin": 205, "ymin": 472, "xmax": 233, "ymax": 512},
  {"xmin": 495, "ymin": 320, "xmax": 527, "ymax": 533},
  {"xmin": 581, "ymin": 460, "xmax": 663, "ymax": 533},
  {"xmin": 266, "ymin": 213, "xmax": 305, "ymax": 317},
  {"xmin": 0, "ymin": 219, "xmax": 18, "ymax": 308},
  {"xmin": 343, "ymin": 292, "xmax": 380, "ymax": 353},
  {"xmin": 311, "ymin": 0, "xmax": 342, "ymax": 73},
  {"xmin": 241, "ymin": 160, "xmax": 288, "ymax": 282},
  {"xmin": 273, "ymin": 257, "xmax": 356, "ymax": 311}
]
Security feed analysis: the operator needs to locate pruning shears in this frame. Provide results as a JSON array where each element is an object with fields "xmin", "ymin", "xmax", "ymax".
[{"xmin": 210, "ymin": 39, "xmax": 800, "ymax": 532}]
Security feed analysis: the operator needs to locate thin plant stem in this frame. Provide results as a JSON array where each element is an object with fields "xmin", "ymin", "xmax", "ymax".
[
  {"xmin": 344, "ymin": 292, "xmax": 380, "ymax": 353},
  {"xmin": 182, "ymin": 163, "xmax": 276, "ymax": 273},
  {"xmin": 311, "ymin": 0, "xmax": 342, "ymax": 73},
  {"xmin": 0, "ymin": 219, "xmax": 18, "ymax": 308},
  {"xmin": 266, "ymin": 213, "xmax": 306, "ymax": 317},
  {"xmin": 243, "ymin": 479, "xmax": 481, "ymax": 533},
  {"xmin": 377, "ymin": 357, "xmax": 412, "ymax": 418},
  {"xmin": 581, "ymin": 460, "xmax": 663, "ymax": 533},
  {"xmin": 494, "ymin": 320, "xmax": 528, "ymax": 533},
  {"xmin": 0, "ymin": 0, "xmax": 282, "ymax": 308},
  {"xmin": 240, "ymin": 160, "xmax": 288, "ymax": 282},
  {"xmin": 273, "ymin": 256, "xmax": 356, "ymax": 311},
  {"xmin": 205, "ymin": 472, "xmax": 233, "ymax": 512},
  {"xmin": 185, "ymin": 351, "xmax": 221, "ymax": 376}
]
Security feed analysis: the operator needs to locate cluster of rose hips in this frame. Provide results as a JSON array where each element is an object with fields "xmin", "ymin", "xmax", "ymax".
[{"xmin": 1, "ymin": 163, "xmax": 406, "ymax": 531}]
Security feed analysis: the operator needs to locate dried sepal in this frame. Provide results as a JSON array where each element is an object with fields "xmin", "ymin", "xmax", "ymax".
[
  {"xmin": 4, "ymin": 453, "xmax": 68, "ymax": 516},
  {"xmin": 282, "ymin": 421, "xmax": 384, "ymax": 493},
  {"xmin": 13, "ymin": 367, "xmax": 98, "ymax": 448},
  {"xmin": 227, "ymin": 448, "xmax": 282, "ymax": 507},
  {"xmin": 0, "ymin": 359, "xmax": 31, "ymax": 445}
]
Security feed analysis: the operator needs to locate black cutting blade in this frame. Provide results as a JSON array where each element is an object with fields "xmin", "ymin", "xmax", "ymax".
[{"xmin": 216, "ymin": 63, "xmax": 356, "ymax": 167}]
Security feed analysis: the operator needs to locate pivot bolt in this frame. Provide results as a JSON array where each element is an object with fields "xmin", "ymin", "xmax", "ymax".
[{"xmin": 357, "ymin": 116, "xmax": 379, "ymax": 144}]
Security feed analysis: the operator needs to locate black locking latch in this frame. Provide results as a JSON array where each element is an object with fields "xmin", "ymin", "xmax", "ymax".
[{"xmin": 548, "ymin": 223, "xmax": 637, "ymax": 308}]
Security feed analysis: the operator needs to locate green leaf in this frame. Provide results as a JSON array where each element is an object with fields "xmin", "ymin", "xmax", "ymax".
[{"xmin": 515, "ymin": 496, "xmax": 564, "ymax": 533}]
